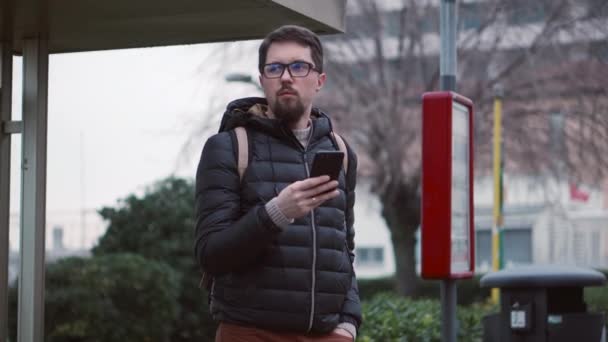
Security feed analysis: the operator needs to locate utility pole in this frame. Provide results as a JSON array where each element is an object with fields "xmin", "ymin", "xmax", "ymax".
[{"xmin": 439, "ymin": 0, "xmax": 458, "ymax": 341}]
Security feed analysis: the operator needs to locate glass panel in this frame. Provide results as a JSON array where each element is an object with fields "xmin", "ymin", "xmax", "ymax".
[{"xmin": 356, "ymin": 247, "xmax": 384, "ymax": 266}]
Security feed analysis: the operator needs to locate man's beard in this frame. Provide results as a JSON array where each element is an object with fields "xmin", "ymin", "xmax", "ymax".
[{"xmin": 272, "ymin": 94, "xmax": 305, "ymax": 125}]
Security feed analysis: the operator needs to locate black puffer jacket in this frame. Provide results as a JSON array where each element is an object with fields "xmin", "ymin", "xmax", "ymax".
[{"xmin": 194, "ymin": 97, "xmax": 361, "ymax": 334}]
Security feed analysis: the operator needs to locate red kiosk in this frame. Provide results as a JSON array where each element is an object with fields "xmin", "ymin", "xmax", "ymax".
[{"xmin": 421, "ymin": 91, "xmax": 475, "ymax": 279}]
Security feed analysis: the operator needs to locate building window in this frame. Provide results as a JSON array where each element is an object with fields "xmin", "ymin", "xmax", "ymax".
[
  {"xmin": 384, "ymin": 8, "xmax": 438, "ymax": 37},
  {"xmin": 475, "ymin": 229, "xmax": 492, "ymax": 271},
  {"xmin": 356, "ymin": 247, "xmax": 384, "ymax": 267},
  {"xmin": 503, "ymin": 228, "xmax": 532, "ymax": 266},
  {"xmin": 475, "ymin": 227, "xmax": 532, "ymax": 270},
  {"xmin": 460, "ymin": 3, "xmax": 483, "ymax": 30},
  {"xmin": 587, "ymin": 0, "xmax": 608, "ymax": 18},
  {"xmin": 590, "ymin": 41, "xmax": 608, "ymax": 62},
  {"xmin": 507, "ymin": 2, "xmax": 546, "ymax": 26},
  {"xmin": 385, "ymin": 10, "xmax": 402, "ymax": 37},
  {"xmin": 592, "ymin": 231, "xmax": 601, "ymax": 265}
]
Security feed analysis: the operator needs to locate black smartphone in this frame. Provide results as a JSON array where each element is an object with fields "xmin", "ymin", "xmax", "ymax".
[{"xmin": 310, "ymin": 151, "xmax": 344, "ymax": 181}]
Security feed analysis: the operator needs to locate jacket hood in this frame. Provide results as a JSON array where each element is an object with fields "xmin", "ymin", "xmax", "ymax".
[{"xmin": 218, "ymin": 97, "xmax": 335, "ymax": 143}]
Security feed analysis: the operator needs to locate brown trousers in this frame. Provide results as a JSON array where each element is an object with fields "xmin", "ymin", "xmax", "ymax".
[{"xmin": 215, "ymin": 323, "xmax": 353, "ymax": 342}]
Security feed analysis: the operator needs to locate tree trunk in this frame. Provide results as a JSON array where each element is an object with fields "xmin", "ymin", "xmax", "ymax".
[
  {"xmin": 389, "ymin": 221, "xmax": 418, "ymax": 297},
  {"xmin": 379, "ymin": 179, "xmax": 421, "ymax": 297}
]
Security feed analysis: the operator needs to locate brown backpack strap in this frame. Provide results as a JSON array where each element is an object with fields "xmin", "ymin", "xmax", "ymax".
[
  {"xmin": 234, "ymin": 127, "xmax": 248, "ymax": 181},
  {"xmin": 199, "ymin": 272, "xmax": 212, "ymax": 290},
  {"xmin": 331, "ymin": 132, "xmax": 348, "ymax": 175}
]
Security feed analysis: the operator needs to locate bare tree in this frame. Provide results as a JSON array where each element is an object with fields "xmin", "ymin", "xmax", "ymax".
[
  {"xmin": 318, "ymin": 0, "xmax": 608, "ymax": 296},
  {"xmin": 176, "ymin": 40, "xmax": 262, "ymax": 173}
]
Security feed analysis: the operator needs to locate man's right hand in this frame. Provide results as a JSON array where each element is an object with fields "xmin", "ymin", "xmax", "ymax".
[{"xmin": 275, "ymin": 175, "xmax": 339, "ymax": 220}]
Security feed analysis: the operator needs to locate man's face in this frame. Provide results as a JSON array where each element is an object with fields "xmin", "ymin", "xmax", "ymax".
[{"xmin": 260, "ymin": 41, "xmax": 326, "ymax": 125}]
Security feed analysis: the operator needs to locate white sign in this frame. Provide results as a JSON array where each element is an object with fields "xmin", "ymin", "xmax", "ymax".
[
  {"xmin": 450, "ymin": 102, "xmax": 470, "ymax": 273},
  {"xmin": 511, "ymin": 310, "xmax": 527, "ymax": 329}
]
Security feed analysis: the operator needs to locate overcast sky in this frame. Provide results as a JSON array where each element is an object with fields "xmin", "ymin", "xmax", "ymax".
[{"xmin": 9, "ymin": 41, "xmax": 262, "ymax": 215}]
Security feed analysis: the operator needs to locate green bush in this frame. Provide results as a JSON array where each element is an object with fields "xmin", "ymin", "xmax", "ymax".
[
  {"xmin": 586, "ymin": 269, "xmax": 608, "ymax": 315},
  {"xmin": 94, "ymin": 177, "xmax": 217, "ymax": 341},
  {"xmin": 586, "ymin": 286, "xmax": 608, "ymax": 314},
  {"xmin": 359, "ymin": 293, "xmax": 496, "ymax": 342},
  {"xmin": 9, "ymin": 254, "xmax": 180, "ymax": 342}
]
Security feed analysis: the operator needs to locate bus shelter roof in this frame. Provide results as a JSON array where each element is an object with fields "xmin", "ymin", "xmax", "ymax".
[{"xmin": 4, "ymin": 0, "xmax": 345, "ymax": 54}]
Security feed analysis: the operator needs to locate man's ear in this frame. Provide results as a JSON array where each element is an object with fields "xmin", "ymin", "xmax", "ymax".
[{"xmin": 316, "ymin": 73, "xmax": 327, "ymax": 92}]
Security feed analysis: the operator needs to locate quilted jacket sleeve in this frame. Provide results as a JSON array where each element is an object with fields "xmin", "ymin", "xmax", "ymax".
[
  {"xmin": 340, "ymin": 139, "xmax": 363, "ymax": 330},
  {"xmin": 194, "ymin": 132, "xmax": 281, "ymax": 275}
]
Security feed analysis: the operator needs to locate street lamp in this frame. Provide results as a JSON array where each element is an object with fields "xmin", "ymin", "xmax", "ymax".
[{"xmin": 224, "ymin": 72, "xmax": 263, "ymax": 92}]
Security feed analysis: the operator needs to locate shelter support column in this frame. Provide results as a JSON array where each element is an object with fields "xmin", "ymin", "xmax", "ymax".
[
  {"xmin": 18, "ymin": 37, "xmax": 48, "ymax": 342},
  {"xmin": 0, "ymin": 38, "xmax": 15, "ymax": 342}
]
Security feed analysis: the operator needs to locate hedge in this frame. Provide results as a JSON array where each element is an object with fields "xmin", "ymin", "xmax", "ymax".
[{"xmin": 359, "ymin": 293, "xmax": 496, "ymax": 341}]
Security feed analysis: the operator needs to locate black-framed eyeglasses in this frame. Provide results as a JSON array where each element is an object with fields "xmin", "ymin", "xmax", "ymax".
[{"xmin": 262, "ymin": 61, "xmax": 319, "ymax": 79}]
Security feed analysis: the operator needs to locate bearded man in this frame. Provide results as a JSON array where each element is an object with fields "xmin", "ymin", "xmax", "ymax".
[{"xmin": 195, "ymin": 25, "xmax": 361, "ymax": 342}]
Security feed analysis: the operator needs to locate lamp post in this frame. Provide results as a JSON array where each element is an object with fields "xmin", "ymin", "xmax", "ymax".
[{"xmin": 224, "ymin": 73, "xmax": 263, "ymax": 92}]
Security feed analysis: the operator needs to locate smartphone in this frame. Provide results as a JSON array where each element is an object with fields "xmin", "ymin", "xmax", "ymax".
[{"xmin": 310, "ymin": 151, "xmax": 344, "ymax": 181}]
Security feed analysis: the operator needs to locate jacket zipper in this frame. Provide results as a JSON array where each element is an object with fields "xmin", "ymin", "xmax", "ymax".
[
  {"xmin": 285, "ymin": 121, "xmax": 317, "ymax": 332},
  {"xmin": 300, "ymin": 122, "xmax": 317, "ymax": 332}
]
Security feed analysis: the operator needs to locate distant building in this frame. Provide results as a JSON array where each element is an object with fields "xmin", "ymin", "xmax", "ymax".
[
  {"xmin": 9, "ymin": 209, "xmax": 107, "ymax": 253},
  {"xmin": 475, "ymin": 174, "xmax": 608, "ymax": 269},
  {"xmin": 351, "ymin": 174, "xmax": 608, "ymax": 279},
  {"xmin": 352, "ymin": 184, "xmax": 395, "ymax": 278},
  {"xmin": 52, "ymin": 226, "xmax": 64, "ymax": 251}
]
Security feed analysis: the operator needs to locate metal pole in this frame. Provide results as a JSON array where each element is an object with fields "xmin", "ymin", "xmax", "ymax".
[
  {"xmin": 440, "ymin": 0, "xmax": 458, "ymax": 341},
  {"xmin": 440, "ymin": 0, "xmax": 457, "ymax": 93},
  {"xmin": 440, "ymin": 279, "xmax": 457, "ymax": 342},
  {"xmin": 18, "ymin": 37, "xmax": 49, "ymax": 342},
  {"xmin": 1, "ymin": 5, "xmax": 16, "ymax": 342},
  {"xmin": 0, "ymin": 40, "xmax": 14, "ymax": 342}
]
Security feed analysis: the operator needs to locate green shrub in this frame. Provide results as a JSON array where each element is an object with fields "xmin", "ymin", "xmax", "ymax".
[
  {"xmin": 359, "ymin": 293, "xmax": 496, "ymax": 342},
  {"xmin": 586, "ymin": 286, "xmax": 608, "ymax": 314},
  {"xmin": 586, "ymin": 269, "xmax": 608, "ymax": 315},
  {"xmin": 94, "ymin": 177, "xmax": 216, "ymax": 341}
]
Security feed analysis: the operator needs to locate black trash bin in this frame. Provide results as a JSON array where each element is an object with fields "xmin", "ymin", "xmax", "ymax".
[{"xmin": 480, "ymin": 265, "xmax": 606, "ymax": 342}]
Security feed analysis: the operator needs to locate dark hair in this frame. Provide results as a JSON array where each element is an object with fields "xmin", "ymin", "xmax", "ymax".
[{"xmin": 258, "ymin": 25, "xmax": 324, "ymax": 74}]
